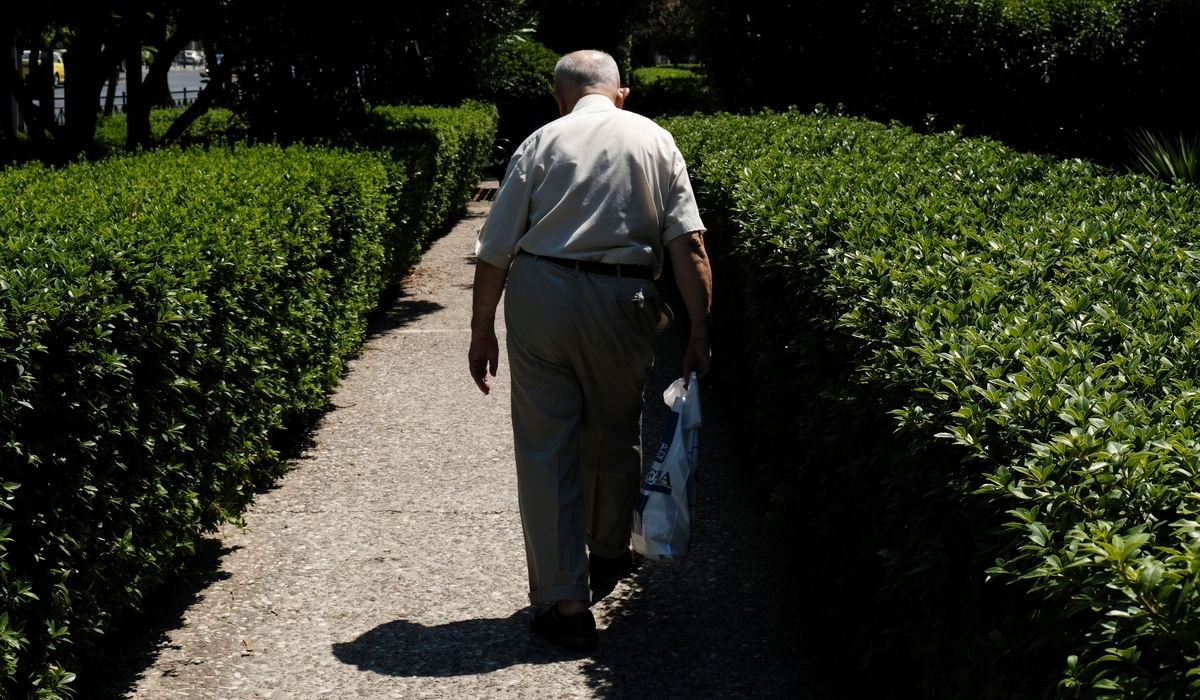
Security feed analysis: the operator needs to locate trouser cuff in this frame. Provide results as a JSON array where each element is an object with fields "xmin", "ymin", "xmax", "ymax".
[
  {"xmin": 588, "ymin": 534, "xmax": 630, "ymax": 559},
  {"xmin": 529, "ymin": 583, "xmax": 592, "ymax": 606}
]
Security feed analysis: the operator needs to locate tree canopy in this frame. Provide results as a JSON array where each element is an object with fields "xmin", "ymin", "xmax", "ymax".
[{"xmin": 1, "ymin": 1, "xmax": 534, "ymax": 162}]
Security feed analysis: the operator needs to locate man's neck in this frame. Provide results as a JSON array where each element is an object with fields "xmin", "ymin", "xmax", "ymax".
[
  {"xmin": 556, "ymin": 86, "xmax": 622, "ymax": 115},
  {"xmin": 571, "ymin": 93, "xmax": 616, "ymax": 112}
]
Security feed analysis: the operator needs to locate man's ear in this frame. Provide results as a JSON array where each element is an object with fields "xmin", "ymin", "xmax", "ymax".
[{"xmin": 614, "ymin": 87, "xmax": 630, "ymax": 110}]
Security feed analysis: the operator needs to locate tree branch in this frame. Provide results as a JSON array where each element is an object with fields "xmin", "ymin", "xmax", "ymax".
[
  {"xmin": 145, "ymin": 28, "xmax": 193, "ymax": 92},
  {"xmin": 0, "ymin": 63, "xmax": 60, "ymax": 141},
  {"xmin": 161, "ymin": 56, "xmax": 237, "ymax": 145}
]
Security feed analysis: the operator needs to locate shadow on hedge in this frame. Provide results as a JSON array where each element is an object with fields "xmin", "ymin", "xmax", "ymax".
[
  {"xmin": 367, "ymin": 290, "xmax": 446, "ymax": 338},
  {"xmin": 70, "ymin": 538, "xmax": 237, "ymax": 698}
]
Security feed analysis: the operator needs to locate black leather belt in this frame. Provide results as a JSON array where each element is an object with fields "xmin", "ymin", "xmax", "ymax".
[{"xmin": 530, "ymin": 253, "xmax": 653, "ymax": 281}]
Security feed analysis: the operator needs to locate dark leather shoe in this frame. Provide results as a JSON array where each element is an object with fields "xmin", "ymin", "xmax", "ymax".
[
  {"xmin": 589, "ymin": 549, "xmax": 639, "ymax": 605},
  {"xmin": 530, "ymin": 604, "xmax": 598, "ymax": 651}
]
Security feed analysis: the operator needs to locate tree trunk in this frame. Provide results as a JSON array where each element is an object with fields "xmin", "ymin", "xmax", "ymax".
[
  {"xmin": 125, "ymin": 21, "xmax": 191, "ymax": 150},
  {"xmin": 30, "ymin": 37, "xmax": 55, "ymax": 127},
  {"xmin": 4, "ymin": 42, "xmax": 17, "ymax": 142},
  {"xmin": 125, "ymin": 44, "xmax": 148, "ymax": 149},
  {"xmin": 616, "ymin": 32, "xmax": 634, "ymax": 86},
  {"xmin": 147, "ymin": 67, "xmax": 173, "ymax": 108},
  {"xmin": 104, "ymin": 67, "xmax": 119, "ymax": 115},
  {"xmin": 1, "ymin": 50, "xmax": 54, "ymax": 147},
  {"xmin": 8, "ymin": 36, "xmax": 51, "ymax": 148},
  {"xmin": 62, "ymin": 32, "xmax": 110, "ymax": 157}
]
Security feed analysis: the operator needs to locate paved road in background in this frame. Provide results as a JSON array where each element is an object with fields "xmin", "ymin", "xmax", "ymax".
[{"xmin": 45, "ymin": 64, "xmax": 208, "ymax": 116}]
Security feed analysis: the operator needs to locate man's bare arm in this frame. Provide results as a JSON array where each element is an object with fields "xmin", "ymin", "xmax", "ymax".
[
  {"xmin": 469, "ymin": 259, "xmax": 510, "ymax": 395},
  {"xmin": 667, "ymin": 231, "xmax": 712, "ymax": 385}
]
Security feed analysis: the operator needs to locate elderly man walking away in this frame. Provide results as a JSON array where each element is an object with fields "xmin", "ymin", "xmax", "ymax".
[{"xmin": 468, "ymin": 49, "xmax": 712, "ymax": 651}]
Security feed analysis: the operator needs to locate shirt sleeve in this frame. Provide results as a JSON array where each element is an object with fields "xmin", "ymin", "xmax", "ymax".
[
  {"xmin": 475, "ymin": 137, "xmax": 537, "ymax": 269},
  {"xmin": 660, "ymin": 148, "xmax": 706, "ymax": 245}
]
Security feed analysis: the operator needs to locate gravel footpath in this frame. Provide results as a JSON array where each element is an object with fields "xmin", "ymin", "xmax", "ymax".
[{"xmin": 82, "ymin": 190, "xmax": 833, "ymax": 699}]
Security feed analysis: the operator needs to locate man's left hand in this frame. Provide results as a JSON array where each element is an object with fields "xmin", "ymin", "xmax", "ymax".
[
  {"xmin": 668, "ymin": 231, "xmax": 713, "ymax": 389},
  {"xmin": 682, "ymin": 334, "xmax": 711, "ymax": 387}
]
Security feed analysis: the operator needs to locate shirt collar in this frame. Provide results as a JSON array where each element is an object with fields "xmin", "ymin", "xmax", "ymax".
[{"xmin": 571, "ymin": 93, "xmax": 618, "ymax": 114}]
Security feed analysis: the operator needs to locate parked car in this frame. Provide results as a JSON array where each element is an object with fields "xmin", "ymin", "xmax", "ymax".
[
  {"xmin": 180, "ymin": 50, "xmax": 203, "ymax": 66},
  {"xmin": 20, "ymin": 50, "xmax": 65, "ymax": 86}
]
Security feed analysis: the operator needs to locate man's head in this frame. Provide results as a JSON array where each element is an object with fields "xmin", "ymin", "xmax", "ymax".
[{"xmin": 553, "ymin": 50, "xmax": 630, "ymax": 115}]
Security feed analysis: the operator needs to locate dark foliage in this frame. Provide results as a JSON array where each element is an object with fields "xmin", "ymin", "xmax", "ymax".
[
  {"xmin": 473, "ymin": 37, "xmax": 560, "ymax": 150},
  {"xmin": 694, "ymin": 0, "xmax": 1200, "ymax": 165},
  {"xmin": 222, "ymin": 1, "xmax": 525, "ymax": 143},
  {"xmin": 526, "ymin": 0, "xmax": 656, "ymax": 81},
  {"xmin": 0, "ymin": 1, "xmax": 522, "ymax": 160},
  {"xmin": 665, "ymin": 109, "xmax": 1200, "ymax": 698},
  {"xmin": 631, "ymin": 0, "xmax": 700, "ymax": 66}
]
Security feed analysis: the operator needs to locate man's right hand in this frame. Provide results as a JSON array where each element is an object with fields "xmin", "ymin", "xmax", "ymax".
[
  {"xmin": 469, "ymin": 259, "xmax": 510, "ymax": 395},
  {"xmin": 469, "ymin": 333, "xmax": 500, "ymax": 395}
]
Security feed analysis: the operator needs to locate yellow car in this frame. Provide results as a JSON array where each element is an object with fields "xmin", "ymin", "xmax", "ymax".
[{"xmin": 21, "ymin": 50, "xmax": 65, "ymax": 86}]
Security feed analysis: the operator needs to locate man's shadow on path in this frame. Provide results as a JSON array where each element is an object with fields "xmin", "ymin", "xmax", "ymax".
[
  {"xmin": 329, "ymin": 559, "xmax": 811, "ymax": 699},
  {"xmin": 331, "ymin": 610, "xmax": 566, "ymax": 676},
  {"xmin": 327, "ymin": 593, "xmax": 727, "ymax": 693}
]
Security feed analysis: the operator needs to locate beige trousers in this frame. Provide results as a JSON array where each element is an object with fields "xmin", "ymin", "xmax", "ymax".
[{"xmin": 504, "ymin": 253, "xmax": 661, "ymax": 605}]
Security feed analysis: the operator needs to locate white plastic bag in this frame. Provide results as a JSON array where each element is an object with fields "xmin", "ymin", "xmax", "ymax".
[{"xmin": 631, "ymin": 372, "xmax": 701, "ymax": 562}]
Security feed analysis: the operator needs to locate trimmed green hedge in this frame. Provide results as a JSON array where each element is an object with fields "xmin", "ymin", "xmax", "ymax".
[
  {"xmin": 91, "ymin": 107, "xmax": 243, "ymax": 158},
  {"xmin": 0, "ymin": 103, "xmax": 494, "ymax": 699},
  {"xmin": 355, "ymin": 102, "xmax": 498, "ymax": 276},
  {"xmin": 664, "ymin": 109, "xmax": 1200, "ymax": 698},
  {"xmin": 474, "ymin": 38, "xmax": 560, "ymax": 147},
  {"xmin": 627, "ymin": 66, "xmax": 714, "ymax": 118}
]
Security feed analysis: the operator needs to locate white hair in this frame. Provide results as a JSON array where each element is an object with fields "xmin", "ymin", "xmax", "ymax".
[{"xmin": 554, "ymin": 50, "xmax": 621, "ymax": 93}]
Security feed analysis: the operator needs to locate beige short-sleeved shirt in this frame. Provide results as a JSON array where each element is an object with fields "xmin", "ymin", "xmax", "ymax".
[{"xmin": 475, "ymin": 94, "xmax": 706, "ymax": 277}]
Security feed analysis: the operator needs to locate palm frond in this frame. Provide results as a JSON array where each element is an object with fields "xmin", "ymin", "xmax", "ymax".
[{"xmin": 1128, "ymin": 128, "xmax": 1200, "ymax": 185}]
